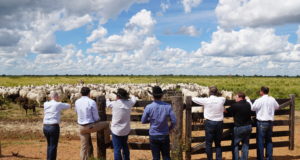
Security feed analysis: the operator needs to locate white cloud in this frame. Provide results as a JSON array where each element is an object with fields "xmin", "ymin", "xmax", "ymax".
[
  {"xmin": 0, "ymin": 0, "xmax": 148, "ymax": 58},
  {"xmin": 87, "ymin": 9, "xmax": 156, "ymax": 54},
  {"xmin": 196, "ymin": 27, "xmax": 291, "ymax": 57},
  {"xmin": 267, "ymin": 61, "xmax": 280, "ymax": 69},
  {"xmin": 32, "ymin": 33, "xmax": 62, "ymax": 54},
  {"xmin": 160, "ymin": 2, "xmax": 169, "ymax": 12},
  {"xmin": 274, "ymin": 44, "xmax": 300, "ymax": 62},
  {"xmin": 61, "ymin": 14, "xmax": 92, "ymax": 31},
  {"xmin": 86, "ymin": 26, "xmax": 107, "ymax": 43},
  {"xmin": 178, "ymin": 25, "xmax": 199, "ymax": 37},
  {"xmin": 216, "ymin": 0, "xmax": 300, "ymax": 28},
  {"xmin": 182, "ymin": 0, "xmax": 202, "ymax": 13}
]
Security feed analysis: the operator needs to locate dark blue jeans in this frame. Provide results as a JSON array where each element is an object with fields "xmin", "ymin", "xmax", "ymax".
[
  {"xmin": 205, "ymin": 120, "xmax": 223, "ymax": 160},
  {"xmin": 257, "ymin": 121, "xmax": 273, "ymax": 160},
  {"xmin": 43, "ymin": 125, "xmax": 60, "ymax": 160},
  {"xmin": 112, "ymin": 133, "xmax": 130, "ymax": 160},
  {"xmin": 232, "ymin": 125, "xmax": 252, "ymax": 160},
  {"xmin": 149, "ymin": 135, "xmax": 170, "ymax": 160}
]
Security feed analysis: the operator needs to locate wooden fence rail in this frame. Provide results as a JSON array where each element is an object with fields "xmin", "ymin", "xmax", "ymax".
[
  {"xmin": 185, "ymin": 94, "xmax": 296, "ymax": 160},
  {"xmin": 94, "ymin": 94, "xmax": 295, "ymax": 160}
]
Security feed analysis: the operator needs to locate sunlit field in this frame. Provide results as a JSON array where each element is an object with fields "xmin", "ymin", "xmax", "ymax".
[{"xmin": 0, "ymin": 75, "xmax": 299, "ymax": 109}]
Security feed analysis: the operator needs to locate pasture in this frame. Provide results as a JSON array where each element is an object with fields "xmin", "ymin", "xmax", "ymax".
[
  {"xmin": 0, "ymin": 76, "xmax": 299, "ymax": 109},
  {"xmin": 0, "ymin": 75, "xmax": 299, "ymax": 160}
]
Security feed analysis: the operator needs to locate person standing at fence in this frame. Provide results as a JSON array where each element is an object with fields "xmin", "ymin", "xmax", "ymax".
[
  {"xmin": 106, "ymin": 88, "xmax": 137, "ymax": 160},
  {"xmin": 75, "ymin": 87, "xmax": 110, "ymax": 160},
  {"xmin": 141, "ymin": 86, "xmax": 176, "ymax": 160},
  {"xmin": 225, "ymin": 92, "xmax": 252, "ymax": 160},
  {"xmin": 43, "ymin": 91, "xmax": 70, "ymax": 160},
  {"xmin": 192, "ymin": 86, "xmax": 225, "ymax": 160},
  {"xmin": 252, "ymin": 86, "xmax": 279, "ymax": 160}
]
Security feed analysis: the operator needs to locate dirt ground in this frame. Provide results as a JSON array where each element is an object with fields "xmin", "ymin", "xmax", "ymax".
[{"xmin": 0, "ymin": 112, "xmax": 299, "ymax": 160}]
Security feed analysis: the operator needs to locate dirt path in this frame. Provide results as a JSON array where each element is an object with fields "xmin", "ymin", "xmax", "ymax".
[{"xmin": 1, "ymin": 112, "xmax": 299, "ymax": 160}]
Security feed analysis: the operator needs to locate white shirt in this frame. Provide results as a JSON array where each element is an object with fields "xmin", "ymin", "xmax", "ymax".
[
  {"xmin": 43, "ymin": 100, "xmax": 70, "ymax": 124},
  {"xmin": 192, "ymin": 95, "xmax": 226, "ymax": 121},
  {"xmin": 75, "ymin": 96, "xmax": 100, "ymax": 125},
  {"xmin": 252, "ymin": 95, "xmax": 279, "ymax": 121},
  {"xmin": 107, "ymin": 96, "xmax": 137, "ymax": 136}
]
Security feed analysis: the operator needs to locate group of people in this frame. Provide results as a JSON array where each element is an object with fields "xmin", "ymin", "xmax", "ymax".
[
  {"xmin": 192, "ymin": 86, "xmax": 279, "ymax": 160},
  {"xmin": 43, "ymin": 85, "xmax": 279, "ymax": 160},
  {"xmin": 43, "ymin": 86, "xmax": 176, "ymax": 160}
]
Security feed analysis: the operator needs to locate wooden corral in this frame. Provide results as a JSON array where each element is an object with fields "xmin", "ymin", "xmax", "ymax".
[
  {"xmin": 93, "ymin": 94, "xmax": 296, "ymax": 160},
  {"xmin": 184, "ymin": 95, "xmax": 296, "ymax": 160}
]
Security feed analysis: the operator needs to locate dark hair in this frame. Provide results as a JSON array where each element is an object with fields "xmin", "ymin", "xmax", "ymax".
[
  {"xmin": 81, "ymin": 87, "xmax": 90, "ymax": 96},
  {"xmin": 209, "ymin": 86, "xmax": 218, "ymax": 96},
  {"xmin": 153, "ymin": 94, "xmax": 163, "ymax": 99},
  {"xmin": 260, "ymin": 86, "xmax": 269, "ymax": 94},
  {"xmin": 116, "ymin": 88, "xmax": 129, "ymax": 99},
  {"xmin": 152, "ymin": 86, "xmax": 164, "ymax": 99},
  {"xmin": 237, "ymin": 92, "xmax": 246, "ymax": 99}
]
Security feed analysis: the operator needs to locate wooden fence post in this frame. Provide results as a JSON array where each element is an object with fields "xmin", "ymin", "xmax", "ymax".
[
  {"xmin": 289, "ymin": 94, "xmax": 295, "ymax": 150},
  {"xmin": 96, "ymin": 96, "xmax": 107, "ymax": 159},
  {"xmin": 0, "ymin": 140, "xmax": 2, "ymax": 157},
  {"xmin": 185, "ymin": 96, "xmax": 192, "ymax": 160},
  {"xmin": 170, "ymin": 96, "xmax": 183, "ymax": 160}
]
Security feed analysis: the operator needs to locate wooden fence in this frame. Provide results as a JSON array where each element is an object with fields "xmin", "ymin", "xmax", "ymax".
[
  {"xmin": 185, "ymin": 94, "xmax": 296, "ymax": 160},
  {"xmin": 93, "ymin": 94, "xmax": 295, "ymax": 160}
]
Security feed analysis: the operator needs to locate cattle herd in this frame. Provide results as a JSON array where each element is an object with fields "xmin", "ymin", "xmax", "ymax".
[{"xmin": 0, "ymin": 83, "xmax": 234, "ymax": 114}]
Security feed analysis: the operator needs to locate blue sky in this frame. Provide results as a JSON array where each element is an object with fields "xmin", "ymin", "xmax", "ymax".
[{"xmin": 0, "ymin": 0, "xmax": 300, "ymax": 75}]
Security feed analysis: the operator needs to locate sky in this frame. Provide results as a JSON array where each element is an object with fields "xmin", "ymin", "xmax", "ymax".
[{"xmin": 0, "ymin": 0, "xmax": 300, "ymax": 76}]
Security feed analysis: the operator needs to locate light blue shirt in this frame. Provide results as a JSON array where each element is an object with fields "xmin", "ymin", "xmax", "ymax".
[
  {"xmin": 75, "ymin": 96, "xmax": 100, "ymax": 125},
  {"xmin": 43, "ymin": 100, "xmax": 70, "ymax": 124},
  {"xmin": 141, "ymin": 101, "xmax": 176, "ymax": 136}
]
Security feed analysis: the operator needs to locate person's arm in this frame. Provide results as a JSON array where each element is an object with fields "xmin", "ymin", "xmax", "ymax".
[
  {"xmin": 225, "ymin": 105, "xmax": 233, "ymax": 114},
  {"xmin": 274, "ymin": 98, "xmax": 280, "ymax": 110},
  {"xmin": 251, "ymin": 100, "xmax": 259, "ymax": 111},
  {"xmin": 106, "ymin": 99, "xmax": 113, "ymax": 108},
  {"xmin": 141, "ymin": 106, "xmax": 150, "ymax": 124},
  {"xmin": 59, "ymin": 103, "xmax": 70, "ymax": 110},
  {"xmin": 192, "ymin": 97, "xmax": 206, "ymax": 105},
  {"xmin": 169, "ymin": 106, "xmax": 177, "ymax": 131},
  {"xmin": 129, "ymin": 95, "xmax": 138, "ymax": 106},
  {"xmin": 91, "ymin": 101, "xmax": 100, "ymax": 121}
]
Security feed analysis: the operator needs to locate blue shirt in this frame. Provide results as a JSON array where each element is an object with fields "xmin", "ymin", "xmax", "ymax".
[{"xmin": 141, "ymin": 101, "xmax": 176, "ymax": 136}]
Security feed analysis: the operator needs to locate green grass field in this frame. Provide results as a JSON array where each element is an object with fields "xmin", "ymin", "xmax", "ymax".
[{"xmin": 0, "ymin": 76, "xmax": 299, "ymax": 109}]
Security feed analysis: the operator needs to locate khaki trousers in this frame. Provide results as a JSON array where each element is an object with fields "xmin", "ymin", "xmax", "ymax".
[{"xmin": 79, "ymin": 121, "xmax": 109, "ymax": 160}]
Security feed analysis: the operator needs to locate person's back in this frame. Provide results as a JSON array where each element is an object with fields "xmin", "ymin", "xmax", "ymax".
[
  {"xmin": 107, "ymin": 88, "xmax": 137, "ymax": 160},
  {"xmin": 191, "ymin": 86, "xmax": 224, "ymax": 160},
  {"xmin": 229, "ymin": 100, "xmax": 252, "ymax": 127},
  {"xmin": 141, "ymin": 86, "xmax": 176, "ymax": 160},
  {"xmin": 193, "ymin": 95, "xmax": 225, "ymax": 121},
  {"xmin": 75, "ymin": 96, "xmax": 99, "ymax": 125},
  {"xmin": 75, "ymin": 87, "xmax": 109, "ymax": 160},
  {"xmin": 252, "ymin": 86, "xmax": 279, "ymax": 160},
  {"xmin": 110, "ymin": 99, "xmax": 135, "ymax": 135},
  {"xmin": 226, "ymin": 93, "xmax": 252, "ymax": 160},
  {"xmin": 143, "ymin": 101, "xmax": 175, "ymax": 135},
  {"xmin": 43, "ymin": 91, "xmax": 70, "ymax": 160},
  {"xmin": 252, "ymin": 95, "xmax": 279, "ymax": 121},
  {"xmin": 44, "ymin": 100, "xmax": 70, "ymax": 124}
]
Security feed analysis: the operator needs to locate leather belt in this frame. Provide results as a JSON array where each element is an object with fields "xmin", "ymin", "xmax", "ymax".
[{"xmin": 44, "ymin": 123, "xmax": 59, "ymax": 126}]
